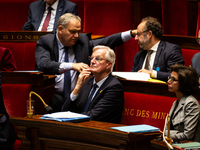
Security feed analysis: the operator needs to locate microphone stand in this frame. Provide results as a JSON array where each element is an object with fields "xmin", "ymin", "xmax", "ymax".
[
  {"xmin": 163, "ymin": 115, "xmax": 174, "ymax": 150},
  {"xmin": 27, "ymin": 91, "xmax": 53, "ymax": 119}
]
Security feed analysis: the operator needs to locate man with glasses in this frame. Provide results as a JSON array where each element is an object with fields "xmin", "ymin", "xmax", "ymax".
[
  {"xmin": 61, "ymin": 45, "xmax": 124, "ymax": 123},
  {"xmin": 131, "ymin": 16, "xmax": 185, "ymax": 82},
  {"xmin": 35, "ymin": 13, "xmax": 136, "ymax": 112}
]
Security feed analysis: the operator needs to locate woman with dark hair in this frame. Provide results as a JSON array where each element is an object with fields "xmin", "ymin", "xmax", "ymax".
[{"xmin": 165, "ymin": 64, "xmax": 200, "ymax": 142}]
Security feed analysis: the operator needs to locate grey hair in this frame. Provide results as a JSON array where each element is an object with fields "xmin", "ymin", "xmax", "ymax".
[
  {"xmin": 93, "ymin": 45, "xmax": 115, "ymax": 72},
  {"xmin": 57, "ymin": 13, "xmax": 81, "ymax": 29}
]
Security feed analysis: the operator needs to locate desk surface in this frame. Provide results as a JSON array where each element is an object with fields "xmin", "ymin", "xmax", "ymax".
[
  {"xmin": 11, "ymin": 116, "xmax": 161, "ymax": 150},
  {"xmin": 119, "ymin": 79, "xmax": 200, "ymax": 100}
]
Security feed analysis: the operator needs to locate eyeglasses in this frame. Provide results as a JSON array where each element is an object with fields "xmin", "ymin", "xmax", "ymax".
[
  {"xmin": 88, "ymin": 56, "xmax": 107, "ymax": 62},
  {"xmin": 168, "ymin": 76, "xmax": 179, "ymax": 83},
  {"xmin": 136, "ymin": 30, "xmax": 148, "ymax": 37},
  {"xmin": 195, "ymin": 38, "xmax": 200, "ymax": 44}
]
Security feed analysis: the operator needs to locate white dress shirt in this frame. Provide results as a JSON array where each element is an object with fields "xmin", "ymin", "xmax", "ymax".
[
  {"xmin": 38, "ymin": 0, "xmax": 59, "ymax": 31},
  {"xmin": 142, "ymin": 41, "xmax": 160, "ymax": 78}
]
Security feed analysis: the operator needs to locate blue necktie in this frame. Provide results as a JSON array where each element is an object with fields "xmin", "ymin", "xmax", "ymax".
[
  {"xmin": 84, "ymin": 84, "xmax": 97, "ymax": 112},
  {"xmin": 63, "ymin": 47, "xmax": 71, "ymax": 101}
]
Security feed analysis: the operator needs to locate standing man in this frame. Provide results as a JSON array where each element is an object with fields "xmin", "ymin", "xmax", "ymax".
[
  {"xmin": 131, "ymin": 16, "xmax": 185, "ymax": 82},
  {"xmin": 62, "ymin": 45, "xmax": 124, "ymax": 123},
  {"xmin": 35, "ymin": 13, "xmax": 135, "ymax": 112},
  {"xmin": 22, "ymin": 0, "xmax": 79, "ymax": 31}
]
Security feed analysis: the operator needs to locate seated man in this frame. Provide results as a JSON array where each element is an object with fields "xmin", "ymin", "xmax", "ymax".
[
  {"xmin": 35, "ymin": 13, "xmax": 135, "ymax": 112},
  {"xmin": 131, "ymin": 16, "xmax": 185, "ymax": 82},
  {"xmin": 0, "ymin": 72, "xmax": 16, "ymax": 149},
  {"xmin": 62, "ymin": 45, "xmax": 124, "ymax": 124},
  {"xmin": 22, "ymin": 0, "xmax": 79, "ymax": 31},
  {"xmin": 0, "ymin": 47, "xmax": 17, "ymax": 71}
]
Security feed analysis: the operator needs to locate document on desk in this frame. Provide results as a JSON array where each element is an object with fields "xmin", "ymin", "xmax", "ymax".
[
  {"xmin": 172, "ymin": 142, "xmax": 200, "ymax": 150},
  {"xmin": 112, "ymin": 72, "xmax": 151, "ymax": 81},
  {"xmin": 110, "ymin": 124, "xmax": 160, "ymax": 133},
  {"xmin": 40, "ymin": 111, "xmax": 90, "ymax": 122}
]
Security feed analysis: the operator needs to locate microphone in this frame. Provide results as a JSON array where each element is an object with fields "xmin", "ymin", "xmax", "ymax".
[
  {"xmin": 163, "ymin": 115, "xmax": 174, "ymax": 150},
  {"xmin": 27, "ymin": 91, "xmax": 53, "ymax": 118}
]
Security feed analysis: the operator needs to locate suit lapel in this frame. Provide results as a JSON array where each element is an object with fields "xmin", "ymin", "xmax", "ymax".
[
  {"xmin": 54, "ymin": 0, "xmax": 64, "ymax": 30},
  {"xmin": 73, "ymin": 40, "xmax": 83, "ymax": 63},
  {"xmin": 89, "ymin": 74, "xmax": 112, "ymax": 108},
  {"xmin": 172, "ymin": 96, "xmax": 186, "ymax": 119},
  {"xmin": 36, "ymin": 1, "xmax": 46, "ymax": 30},
  {"xmin": 153, "ymin": 41, "xmax": 164, "ymax": 69},
  {"xmin": 139, "ymin": 50, "xmax": 147, "ymax": 69},
  {"xmin": 53, "ymin": 32, "xmax": 59, "ymax": 62}
]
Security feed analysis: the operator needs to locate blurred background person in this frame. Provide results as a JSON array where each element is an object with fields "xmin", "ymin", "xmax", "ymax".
[
  {"xmin": 22, "ymin": 0, "xmax": 79, "ymax": 31},
  {"xmin": 0, "ymin": 47, "xmax": 17, "ymax": 71}
]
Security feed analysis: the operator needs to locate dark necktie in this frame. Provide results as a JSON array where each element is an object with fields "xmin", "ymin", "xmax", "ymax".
[
  {"xmin": 144, "ymin": 50, "xmax": 154, "ymax": 70},
  {"xmin": 63, "ymin": 47, "xmax": 71, "ymax": 101},
  {"xmin": 41, "ymin": 6, "xmax": 52, "ymax": 31},
  {"xmin": 84, "ymin": 84, "xmax": 97, "ymax": 112}
]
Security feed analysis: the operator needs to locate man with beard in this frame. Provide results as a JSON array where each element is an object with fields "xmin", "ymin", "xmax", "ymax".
[
  {"xmin": 131, "ymin": 16, "xmax": 184, "ymax": 82},
  {"xmin": 61, "ymin": 45, "xmax": 124, "ymax": 123}
]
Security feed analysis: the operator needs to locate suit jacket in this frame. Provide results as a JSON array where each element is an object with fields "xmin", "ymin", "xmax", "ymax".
[
  {"xmin": 191, "ymin": 52, "xmax": 200, "ymax": 77},
  {"xmin": 0, "ymin": 72, "xmax": 16, "ymax": 149},
  {"xmin": 165, "ymin": 95, "xmax": 200, "ymax": 142},
  {"xmin": 35, "ymin": 32, "xmax": 124, "ymax": 74},
  {"xmin": 0, "ymin": 47, "xmax": 17, "ymax": 71},
  {"xmin": 22, "ymin": 0, "xmax": 79, "ymax": 31},
  {"xmin": 131, "ymin": 41, "xmax": 185, "ymax": 81},
  {"xmin": 62, "ymin": 74, "xmax": 124, "ymax": 124}
]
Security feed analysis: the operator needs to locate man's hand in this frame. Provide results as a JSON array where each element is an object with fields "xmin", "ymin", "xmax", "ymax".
[
  {"xmin": 72, "ymin": 69, "xmax": 91, "ymax": 95},
  {"xmin": 132, "ymin": 29, "xmax": 137, "ymax": 36},
  {"xmin": 138, "ymin": 69, "xmax": 152, "ymax": 77},
  {"xmin": 72, "ymin": 63, "xmax": 89, "ymax": 73}
]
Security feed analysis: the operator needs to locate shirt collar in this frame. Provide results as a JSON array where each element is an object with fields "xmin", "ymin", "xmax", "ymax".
[
  {"xmin": 46, "ymin": 0, "xmax": 59, "ymax": 10},
  {"xmin": 150, "ymin": 40, "xmax": 160, "ymax": 52},
  {"xmin": 56, "ymin": 33, "xmax": 64, "ymax": 51},
  {"xmin": 93, "ymin": 75, "xmax": 109, "ymax": 88}
]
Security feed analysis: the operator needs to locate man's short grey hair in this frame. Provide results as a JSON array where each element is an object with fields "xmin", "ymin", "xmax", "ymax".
[
  {"xmin": 57, "ymin": 13, "xmax": 81, "ymax": 29},
  {"xmin": 93, "ymin": 45, "xmax": 115, "ymax": 72}
]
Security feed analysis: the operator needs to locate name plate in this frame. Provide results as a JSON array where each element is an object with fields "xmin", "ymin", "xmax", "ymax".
[{"xmin": 0, "ymin": 31, "xmax": 50, "ymax": 42}]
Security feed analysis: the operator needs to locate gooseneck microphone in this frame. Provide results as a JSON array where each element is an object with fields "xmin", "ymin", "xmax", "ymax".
[{"xmin": 27, "ymin": 91, "xmax": 53, "ymax": 118}]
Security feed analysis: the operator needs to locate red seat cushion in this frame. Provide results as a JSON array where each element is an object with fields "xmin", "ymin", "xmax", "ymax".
[{"xmin": 2, "ymin": 84, "xmax": 31, "ymax": 117}]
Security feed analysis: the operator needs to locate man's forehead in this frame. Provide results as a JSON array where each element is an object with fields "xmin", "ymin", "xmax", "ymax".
[{"xmin": 137, "ymin": 21, "xmax": 146, "ymax": 31}]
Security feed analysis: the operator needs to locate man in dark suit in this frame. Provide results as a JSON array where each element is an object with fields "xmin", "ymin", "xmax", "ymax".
[
  {"xmin": 131, "ymin": 16, "xmax": 185, "ymax": 82},
  {"xmin": 22, "ymin": 0, "xmax": 78, "ymax": 31},
  {"xmin": 35, "ymin": 13, "xmax": 135, "ymax": 112},
  {"xmin": 0, "ymin": 72, "xmax": 16, "ymax": 149},
  {"xmin": 62, "ymin": 45, "xmax": 124, "ymax": 123}
]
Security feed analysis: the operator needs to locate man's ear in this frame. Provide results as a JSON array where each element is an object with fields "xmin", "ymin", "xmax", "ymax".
[
  {"xmin": 106, "ymin": 62, "xmax": 112, "ymax": 70},
  {"xmin": 58, "ymin": 25, "xmax": 63, "ymax": 34}
]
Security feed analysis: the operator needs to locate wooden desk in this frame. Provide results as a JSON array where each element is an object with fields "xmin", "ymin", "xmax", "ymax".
[
  {"xmin": 119, "ymin": 79, "xmax": 200, "ymax": 100},
  {"xmin": 2, "ymin": 71, "xmax": 55, "ymax": 114},
  {"xmin": 151, "ymin": 139, "xmax": 180, "ymax": 150},
  {"xmin": 11, "ymin": 116, "xmax": 161, "ymax": 150}
]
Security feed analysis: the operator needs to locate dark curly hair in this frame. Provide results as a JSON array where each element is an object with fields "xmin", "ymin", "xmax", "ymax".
[
  {"xmin": 170, "ymin": 64, "xmax": 199, "ymax": 95},
  {"xmin": 141, "ymin": 16, "xmax": 163, "ymax": 39}
]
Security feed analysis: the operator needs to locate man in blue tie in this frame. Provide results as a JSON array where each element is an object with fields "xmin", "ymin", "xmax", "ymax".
[{"xmin": 61, "ymin": 45, "xmax": 124, "ymax": 124}]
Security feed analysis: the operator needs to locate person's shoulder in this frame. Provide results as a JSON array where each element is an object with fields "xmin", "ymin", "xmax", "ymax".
[
  {"xmin": 30, "ymin": 0, "xmax": 44, "ymax": 7},
  {"xmin": 63, "ymin": 0, "xmax": 77, "ymax": 5},
  {"xmin": 37, "ymin": 32, "xmax": 56, "ymax": 43},
  {"xmin": 160, "ymin": 40, "xmax": 179, "ymax": 47}
]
